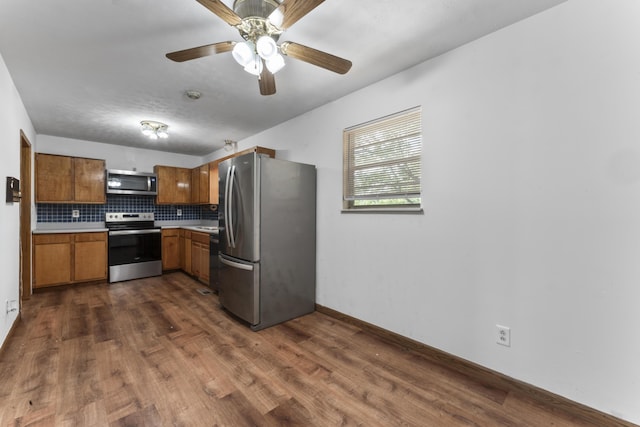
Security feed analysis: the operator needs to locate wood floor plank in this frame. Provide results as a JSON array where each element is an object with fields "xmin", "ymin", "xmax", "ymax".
[
  {"xmin": 0, "ymin": 272, "xmax": 625, "ymax": 426},
  {"xmin": 94, "ymin": 339, "xmax": 148, "ymax": 423}
]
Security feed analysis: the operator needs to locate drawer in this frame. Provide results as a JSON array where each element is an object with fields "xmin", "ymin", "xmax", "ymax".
[
  {"xmin": 162, "ymin": 228, "xmax": 180, "ymax": 237},
  {"xmin": 74, "ymin": 232, "xmax": 107, "ymax": 242},
  {"xmin": 33, "ymin": 233, "xmax": 72, "ymax": 244},
  {"xmin": 191, "ymin": 231, "xmax": 209, "ymax": 244}
]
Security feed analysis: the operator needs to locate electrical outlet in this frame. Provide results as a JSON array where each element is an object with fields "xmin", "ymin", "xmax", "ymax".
[
  {"xmin": 496, "ymin": 324, "xmax": 511, "ymax": 347},
  {"xmin": 176, "ymin": 209, "xmax": 182, "ymax": 216},
  {"xmin": 72, "ymin": 209, "xmax": 80, "ymax": 218},
  {"xmin": 6, "ymin": 300, "xmax": 18, "ymax": 314}
]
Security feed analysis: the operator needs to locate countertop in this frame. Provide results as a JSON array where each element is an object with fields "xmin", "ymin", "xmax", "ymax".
[
  {"xmin": 162, "ymin": 225, "xmax": 219, "ymax": 235},
  {"xmin": 33, "ymin": 223, "xmax": 218, "ymax": 235}
]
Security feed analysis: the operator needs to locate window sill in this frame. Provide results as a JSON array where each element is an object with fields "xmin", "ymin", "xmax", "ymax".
[{"xmin": 341, "ymin": 208, "xmax": 424, "ymax": 214}]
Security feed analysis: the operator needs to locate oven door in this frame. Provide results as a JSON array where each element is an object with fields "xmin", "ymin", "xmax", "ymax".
[{"xmin": 108, "ymin": 229, "xmax": 162, "ymax": 282}]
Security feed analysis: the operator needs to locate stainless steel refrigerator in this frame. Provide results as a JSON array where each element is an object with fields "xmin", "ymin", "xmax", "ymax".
[{"xmin": 218, "ymin": 152, "xmax": 316, "ymax": 331}]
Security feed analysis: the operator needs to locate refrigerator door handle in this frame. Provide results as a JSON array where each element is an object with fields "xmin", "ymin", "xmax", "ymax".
[
  {"xmin": 228, "ymin": 164, "xmax": 237, "ymax": 248},
  {"xmin": 224, "ymin": 164, "xmax": 233, "ymax": 248},
  {"xmin": 219, "ymin": 254, "xmax": 254, "ymax": 271}
]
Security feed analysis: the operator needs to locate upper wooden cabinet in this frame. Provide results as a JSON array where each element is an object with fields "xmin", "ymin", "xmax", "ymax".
[
  {"xmin": 155, "ymin": 146, "xmax": 275, "ymax": 206},
  {"xmin": 191, "ymin": 164, "xmax": 210, "ymax": 204},
  {"xmin": 208, "ymin": 146, "xmax": 276, "ymax": 205},
  {"xmin": 35, "ymin": 153, "xmax": 105, "ymax": 203},
  {"xmin": 155, "ymin": 165, "xmax": 191, "ymax": 205}
]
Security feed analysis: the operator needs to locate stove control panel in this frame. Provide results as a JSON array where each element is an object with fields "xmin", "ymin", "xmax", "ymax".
[{"xmin": 105, "ymin": 212, "xmax": 155, "ymax": 222}]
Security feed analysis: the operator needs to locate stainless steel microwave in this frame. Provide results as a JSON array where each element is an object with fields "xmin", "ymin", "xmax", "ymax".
[{"xmin": 106, "ymin": 169, "xmax": 157, "ymax": 195}]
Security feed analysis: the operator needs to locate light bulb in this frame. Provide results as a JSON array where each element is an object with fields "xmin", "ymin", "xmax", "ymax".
[
  {"xmin": 268, "ymin": 9, "xmax": 284, "ymax": 28},
  {"xmin": 232, "ymin": 41, "xmax": 255, "ymax": 66},
  {"xmin": 157, "ymin": 130, "xmax": 168, "ymax": 139},
  {"xmin": 256, "ymin": 36, "xmax": 277, "ymax": 60},
  {"xmin": 266, "ymin": 54, "xmax": 285, "ymax": 74}
]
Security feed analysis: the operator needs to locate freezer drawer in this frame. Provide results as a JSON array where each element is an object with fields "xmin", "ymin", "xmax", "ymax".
[{"xmin": 218, "ymin": 254, "xmax": 259, "ymax": 325}]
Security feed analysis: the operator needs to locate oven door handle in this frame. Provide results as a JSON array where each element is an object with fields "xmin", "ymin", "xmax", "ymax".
[{"xmin": 108, "ymin": 229, "xmax": 161, "ymax": 236}]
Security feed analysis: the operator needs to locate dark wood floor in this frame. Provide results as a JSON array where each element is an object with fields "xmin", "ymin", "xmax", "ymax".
[{"xmin": 0, "ymin": 272, "xmax": 608, "ymax": 426}]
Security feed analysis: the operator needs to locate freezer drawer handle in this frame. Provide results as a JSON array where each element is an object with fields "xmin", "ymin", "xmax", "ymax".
[{"xmin": 219, "ymin": 255, "xmax": 254, "ymax": 271}]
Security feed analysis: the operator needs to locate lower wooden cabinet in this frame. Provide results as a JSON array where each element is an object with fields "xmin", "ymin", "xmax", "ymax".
[
  {"xmin": 180, "ymin": 230, "xmax": 192, "ymax": 274},
  {"xmin": 191, "ymin": 231, "xmax": 209, "ymax": 284},
  {"xmin": 33, "ymin": 234, "xmax": 72, "ymax": 287},
  {"xmin": 33, "ymin": 232, "xmax": 107, "ymax": 288},
  {"xmin": 161, "ymin": 228, "xmax": 181, "ymax": 271}
]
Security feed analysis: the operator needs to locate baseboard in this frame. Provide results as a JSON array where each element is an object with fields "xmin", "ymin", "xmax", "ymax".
[
  {"xmin": 0, "ymin": 312, "xmax": 21, "ymax": 359},
  {"xmin": 315, "ymin": 304, "xmax": 637, "ymax": 427}
]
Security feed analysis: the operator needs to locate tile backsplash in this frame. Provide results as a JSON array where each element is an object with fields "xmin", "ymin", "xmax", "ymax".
[{"xmin": 37, "ymin": 195, "xmax": 218, "ymax": 223}]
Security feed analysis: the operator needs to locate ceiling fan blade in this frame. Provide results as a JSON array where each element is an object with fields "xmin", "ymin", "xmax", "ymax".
[
  {"xmin": 196, "ymin": 0, "xmax": 242, "ymax": 26},
  {"xmin": 166, "ymin": 41, "xmax": 235, "ymax": 62},
  {"xmin": 259, "ymin": 60, "xmax": 276, "ymax": 96},
  {"xmin": 281, "ymin": 42, "xmax": 352, "ymax": 74},
  {"xmin": 272, "ymin": 0, "xmax": 325, "ymax": 29}
]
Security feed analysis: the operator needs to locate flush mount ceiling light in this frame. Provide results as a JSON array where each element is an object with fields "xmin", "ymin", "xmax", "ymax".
[
  {"xmin": 224, "ymin": 139, "xmax": 237, "ymax": 152},
  {"xmin": 165, "ymin": 0, "xmax": 352, "ymax": 96},
  {"xmin": 185, "ymin": 90, "xmax": 202, "ymax": 100},
  {"xmin": 140, "ymin": 120, "xmax": 169, "ymax": 140}
]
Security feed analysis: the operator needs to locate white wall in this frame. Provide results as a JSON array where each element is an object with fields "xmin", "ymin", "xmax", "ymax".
[
  {"xmin": 36, "ymin": 135, "xmax": 201, "ymax": 172},
  {"xmin": 238, "ymin": 0, "xmax": 640, "ymax": 423},
  {"xmin": 0, "ymin": 54, "xmax": 36, "ymax": 346},
  {"xmin": 4, "ymin": 0, "xmax": 639, "ymax": 422}
]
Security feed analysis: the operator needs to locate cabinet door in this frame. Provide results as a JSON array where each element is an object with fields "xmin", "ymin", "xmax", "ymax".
[
  {"xmin": 74, "ymin": 232, "xmax": 107, "ymax": 281},
  {"xmin": 176, "ymin": 167, "xmax": 191, "ymax": 204},
  {"xmin": 35, "ymin": 153, "xmax": 73, "ymax": 202},
  {"xmin": 183, "ymin": 231, "xmax": 192, "ymax": 274},
  {"xmin": 191, "ymin": 232, "xmax": 210, "ymax": 283},
  {"xmin": 209, "ymin": 162, "xmax": 219, "ymax": 205},
  {"xmin": 191, "ymin": 242, "xmax": 200, "ymax": 277},
  {"xmin": 162, "ymin": 229, "xmax": 181, "ymax": 270},
  {"xmin": 74, "ymin": 158, "xmax": 106, "ymax": 203},
  {"xmin": 200, "ymin": 242, "xmax": 210, "ymax": 283},
  {"xmin": 191, "ymin": 167, "xmax": 201, "ymax": 204},
  {"xmin": 155, "ymin": 166, "xmax": 176, "ymax": 204},
  {"xmin": 156, "ymin": 166, "xmax": 191, "ymax": 204},
  {"xmin": 33, "ymin": 234, "xmax": 72, "ymax": 287},
  {"xmin": 198, "ymin": 164, "xmax": 209, "ymax": 204}
]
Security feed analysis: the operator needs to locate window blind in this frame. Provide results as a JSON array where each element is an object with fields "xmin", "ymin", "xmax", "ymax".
[{"xmin": 343, "ymin": 107, "xmax": 422, "ymax": 209}]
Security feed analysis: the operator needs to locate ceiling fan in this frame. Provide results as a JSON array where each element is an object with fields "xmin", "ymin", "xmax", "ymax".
[{"xmin": 166, "ymin": 0, "xmax": 352, "ymax": 96}]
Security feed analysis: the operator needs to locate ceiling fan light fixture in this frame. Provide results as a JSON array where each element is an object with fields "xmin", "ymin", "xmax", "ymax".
[
  {"xmin": 256, "ymin": 35, "xmax": 278, "ymax": 60},
  {"xmin": 232, "ymin": 41, "xmax": 255, "ymax": 66},
  {"xmin": 266, "ymin": 53, "xmax": 285, "ymax": 74}
]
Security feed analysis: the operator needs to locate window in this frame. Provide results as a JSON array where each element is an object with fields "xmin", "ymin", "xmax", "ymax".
[{"xmin": 343, "ymin": 106, "xmax": 422, "ymax": 212}]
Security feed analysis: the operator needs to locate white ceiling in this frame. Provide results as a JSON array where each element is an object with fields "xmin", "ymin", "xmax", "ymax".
[{"xmin": 0, "ymin": 0, "xmax": 565, "ymax": 156}]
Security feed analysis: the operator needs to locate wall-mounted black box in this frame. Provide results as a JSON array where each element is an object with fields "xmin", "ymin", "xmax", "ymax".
[{"xmin": 6, "ymin": 176, "xmax": 21, "ymax": 203}]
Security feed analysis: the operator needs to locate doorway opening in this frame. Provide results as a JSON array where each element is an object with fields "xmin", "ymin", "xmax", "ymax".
[{"xmin": 20, "ymin": 131, "xmax": 32, "ymax": 303}]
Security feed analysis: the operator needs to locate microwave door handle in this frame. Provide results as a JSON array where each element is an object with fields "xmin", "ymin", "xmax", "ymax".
[{"xmin": 147, "ymin": 176, "xmax": 151, "ymax": 192}]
